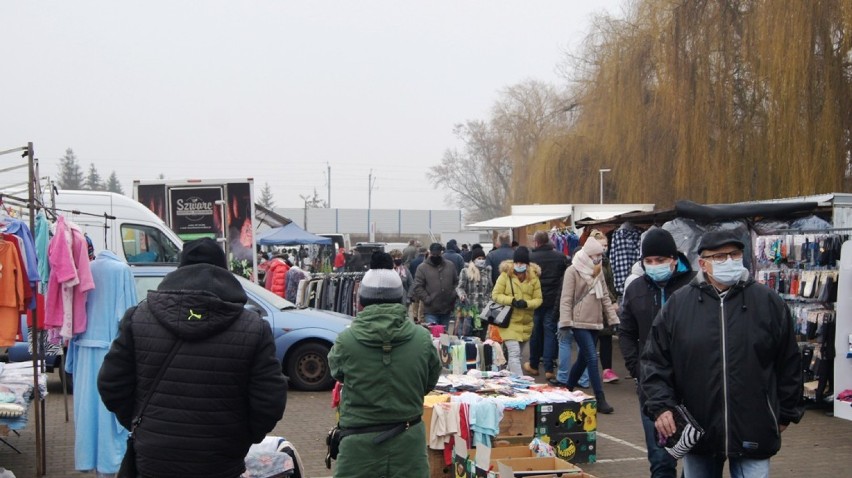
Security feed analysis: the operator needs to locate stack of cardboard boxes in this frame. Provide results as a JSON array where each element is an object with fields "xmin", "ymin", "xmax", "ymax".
[{"xmin": 534, "ymin": 399, "xmax": 598, "ymax": 464}]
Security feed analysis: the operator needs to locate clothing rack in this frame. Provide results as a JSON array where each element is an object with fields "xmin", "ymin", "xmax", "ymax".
[
  {"xmin": 1, "ymin": 142, "xmax": 47, "ymax": 476},
  {"xmin": 765, "ymin": 227, "xmax": 852, "ymax": 234}
]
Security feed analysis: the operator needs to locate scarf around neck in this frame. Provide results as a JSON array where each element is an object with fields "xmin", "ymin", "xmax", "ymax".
[{"xmin": 572, "ymin": 250, "xmax": 604, "ymax": 298}]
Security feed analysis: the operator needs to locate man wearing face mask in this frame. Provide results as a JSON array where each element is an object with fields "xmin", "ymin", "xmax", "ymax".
[
  {"xmin": 411, "ymin": 243, "xmax": 459, "ymax": 328},
  {"xmin": 618, "ymin": 228, "xmax": 694, "ymax": 478},
  {"xmin": 526, "ymin": 231, "xmax": 569, "ymax": 380},
  {"xmin": 641, "ymin": 230, "xmax": 803, "ymax": 478}
]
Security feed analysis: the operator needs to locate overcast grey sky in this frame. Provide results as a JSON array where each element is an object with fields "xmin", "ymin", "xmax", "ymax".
[{"xmin": 1, "ymin": 1, "xmax": 623, "ymax": 211}]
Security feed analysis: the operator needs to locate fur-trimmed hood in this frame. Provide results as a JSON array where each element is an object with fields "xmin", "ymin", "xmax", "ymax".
[{"xmin": 499, "ymin": 259, "xmax": 541, "ymax": 279}]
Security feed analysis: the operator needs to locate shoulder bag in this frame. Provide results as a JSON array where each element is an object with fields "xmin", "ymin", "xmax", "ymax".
[
  {"xmin": 117, "ymin": 339, "xmax": 183, "ymax": 478},
  {"xmin": 479, "ymin": 274, "xmax": 515, "ymax": 328}
]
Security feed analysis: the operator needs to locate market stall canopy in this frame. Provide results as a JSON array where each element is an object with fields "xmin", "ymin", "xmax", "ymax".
[
  {"xmin": 466, "ymin": 213, "xmax": 570, "ymax": 230},
  {"xmin": 257, "ymin": 222, "xmax": 333, "ymax": 246},
  {"xmin": 576, "ymin": 199, "xmax": 826, "ymax": 227},
  {"xmin": 674, "ymin": 200, "xmax": 821, "ymax": 222}
]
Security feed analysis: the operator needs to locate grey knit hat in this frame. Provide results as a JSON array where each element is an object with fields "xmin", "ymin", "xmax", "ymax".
[{"xmin": 359, "ymin": 269, "xmax": 404, "ymax": 306}]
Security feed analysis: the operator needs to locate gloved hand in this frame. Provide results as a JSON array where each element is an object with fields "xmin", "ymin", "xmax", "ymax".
[
  {"xmin": 557, "ymin": 327, "xmax": 571, "ymax": 342},
  {"xmin": 512, "ymin": 299, "xmax": 527, "ymax": 309}
]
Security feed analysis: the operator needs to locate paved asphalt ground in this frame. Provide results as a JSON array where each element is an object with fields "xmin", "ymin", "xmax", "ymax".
[{"xmin": 3, "ymin": 342, "xmax": 852, "ymax": 477}]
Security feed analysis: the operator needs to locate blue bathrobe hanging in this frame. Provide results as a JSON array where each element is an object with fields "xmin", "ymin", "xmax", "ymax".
[{"xmin": 66, "ymin": 250, "xmax": 138, "ymax": 473}]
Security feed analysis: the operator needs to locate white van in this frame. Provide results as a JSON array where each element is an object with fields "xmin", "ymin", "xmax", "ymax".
[{"xmin": 51, "ymin": 190, "xmax": 183, "ymax": 263}]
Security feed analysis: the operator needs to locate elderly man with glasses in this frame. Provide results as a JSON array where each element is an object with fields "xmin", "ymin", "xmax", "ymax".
[{"xmin": 640, "ymin": 230, "xmax": 803, "ymax": 478}]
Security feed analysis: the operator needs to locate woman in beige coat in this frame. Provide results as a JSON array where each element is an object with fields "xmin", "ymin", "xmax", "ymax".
[{"xmin": 558, "ymin": 238, "xmax": 619, "ymax": 413}]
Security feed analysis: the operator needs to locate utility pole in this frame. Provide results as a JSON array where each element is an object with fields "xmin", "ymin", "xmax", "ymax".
[
  {"xmin": 599, "ymin": 168, "xmax": 611, "ymax": 204},
  {"xmin": 299, "ymin": 193, "xmax": 309, "ymax": 230},
  {"xmin": 367, "ymin": 170, "xmax": 377, "ymax": 240},
  {"xmin": 327, "ymin": 162, "xmax": 331, "ymax": 208}
]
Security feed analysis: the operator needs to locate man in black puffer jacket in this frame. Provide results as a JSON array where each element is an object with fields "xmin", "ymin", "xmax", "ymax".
[
  {"xmin": 641, "ymin": 231, "xmax": 803, "ymax": 477},
  {"xmin": 98, "ymin": 238, "xmax": 288, "ymax": 478},
  {"xmin": 618, "ymin": 228, "xmax": 694, "ymax": 478}
]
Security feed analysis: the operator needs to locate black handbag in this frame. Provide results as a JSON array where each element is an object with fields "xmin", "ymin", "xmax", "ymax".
[
  {"xmin": 480, "ymin": 276, "xmax": 515, "ymax": 328},
  {"xmin": 117, "ymin": 339, "xmax": 183, "ymax": 478}
]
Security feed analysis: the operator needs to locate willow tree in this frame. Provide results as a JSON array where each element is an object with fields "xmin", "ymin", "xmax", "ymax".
[{"xmin": 525, "ymin": 0, "xmax": 852, "ymax": 207}]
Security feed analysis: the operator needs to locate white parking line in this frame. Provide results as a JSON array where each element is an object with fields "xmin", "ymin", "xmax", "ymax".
[
  {"xmin": 596, "ymin": 431, "xmax": 648, "ymax": 454},
  {"xmin": 595, "ymin": 457, "xmax": 648, "ymax": 463}
]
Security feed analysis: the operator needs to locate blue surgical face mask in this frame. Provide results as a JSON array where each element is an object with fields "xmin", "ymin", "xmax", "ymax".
[
  {"xmin": 710, "ymin": 258, "xmax": 746, "ymax": 286},
  {"xmin": 645, "ymin": 263, "xmax": 673, "ymax": 282},
  {"xmin": 514, "ymin": 264, "xmax": 527, "ymax": 273}
]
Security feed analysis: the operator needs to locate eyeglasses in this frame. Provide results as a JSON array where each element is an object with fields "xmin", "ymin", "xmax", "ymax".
[{"xmin": 700, "ymin": 250, "xmax": 744, "ymax": 264}]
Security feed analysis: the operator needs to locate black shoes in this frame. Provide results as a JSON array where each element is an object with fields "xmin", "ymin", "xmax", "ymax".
[{"xmin": 596, "ymin": 392, "xmax": 614, "ymax": 414}]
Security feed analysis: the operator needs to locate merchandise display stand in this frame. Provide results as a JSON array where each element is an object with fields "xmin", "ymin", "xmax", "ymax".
[
  {"xmin": 834, "ymin": 241, "xmax": 852, "ymax": 421},
  {"xmin": 1, "ymin": 142, "xmax": 47, "ymax": 475}
]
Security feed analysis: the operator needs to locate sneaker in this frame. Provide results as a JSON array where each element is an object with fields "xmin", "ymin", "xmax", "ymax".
[
  {"xmin": 522, "ymin": 362, "xmax": 540, "ymax": 376},
  {"xmin": 602, "ymin": 369, "xmax": 620, "ymax": 383}
]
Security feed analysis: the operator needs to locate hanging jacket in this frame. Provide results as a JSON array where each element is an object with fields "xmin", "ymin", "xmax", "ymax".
[
  {"xmin": 640, "ymin": 270, "xmax": 804, "ymax": 459},
  {"xmin": 609, "ymin": 226, "xmax": 642, "ymax": 294},
  {"xmin": 264, "ymin": 258, "xmax": 290, "ymax": 297},
  {"xmin": 617, "ymin": 253, "xmax": 694, "ymax": 382},
  {"xmin": 491, "ymin": 260, "xmax": 543, "ymax": 342},
  {"xmin": 328, "ymin": 303, "xmax": 441, "ymax": 478},
  {"xmin": 98, "ymin": 264, "xmax": 288, "ymax": 478}
]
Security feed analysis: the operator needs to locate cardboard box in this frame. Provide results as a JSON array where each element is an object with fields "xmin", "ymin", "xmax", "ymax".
[
  {"xmin": 495, "ymin": 456, "xmax": 584, "ymax": 477},
  {"xmin": 454, "ymin": 446, "xmax": 536, "ymax": 478},
  {"xmin": 547, "ymin": 431, "xmax": 596, "ymax": 464},
  {"xmin": 428, "ymin": 448, "xmax": 451, "ymax": 478},
  {"xmin": 534, "ymin": 400, "xmax": 597, "ymax": 436},
  {"xmin": 424, "ymin": 406, "xmax": 535, "ymax": 441}
]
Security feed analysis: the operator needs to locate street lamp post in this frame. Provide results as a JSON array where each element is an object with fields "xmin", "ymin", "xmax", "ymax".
[{"xmin": 599, "ymin": 168, "xmax": 611, "ymax": 204}]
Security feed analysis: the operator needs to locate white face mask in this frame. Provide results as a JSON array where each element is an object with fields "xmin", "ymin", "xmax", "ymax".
[
  {"xmin": 709, "ymin": 258, "xmax": 746, "ymax": 286},
  {"xmin": 473, "ymin": 259, "xmax": 486, "ymax": 268}
]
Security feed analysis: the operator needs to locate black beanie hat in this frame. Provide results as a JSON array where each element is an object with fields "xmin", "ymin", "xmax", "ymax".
[
  {"xmin": 513, "ymin": 246, "xmax": 530, "ymax": 264},
  {"xmin": 370, "ymin": 251, "xmax": 395, "ymax": 270},
  {"xmin": 641, "ymin": 228, "xmax": 678, "ymax": 259},
  {"xmin": 470, "ymin": 248, "xmax": 486, "ymax": 261},
  {"xmin": 179, "ymin": 237, "xmax": 227, "ymax": 269}
]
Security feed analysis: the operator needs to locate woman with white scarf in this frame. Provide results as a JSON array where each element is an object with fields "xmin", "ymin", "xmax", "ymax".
[{"xmin": 557, "ymin": 238, "xmax": 619, "ymax": 414}]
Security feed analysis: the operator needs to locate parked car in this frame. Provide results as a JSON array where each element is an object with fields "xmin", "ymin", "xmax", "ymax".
[{"xmin": 132, "ymin": 265, "xmax": 351, "ymax": 391}]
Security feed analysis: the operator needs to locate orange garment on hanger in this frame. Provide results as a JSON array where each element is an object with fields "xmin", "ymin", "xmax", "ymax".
[{"xmin": 0, "ymin": 240, "xmax": 25, "ymax": 346}]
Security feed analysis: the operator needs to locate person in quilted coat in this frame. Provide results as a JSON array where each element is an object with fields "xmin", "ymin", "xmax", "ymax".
[
  {"xmin": 491, "ymin": 246, "xmax": 542, "ymax": 377},
  {"xmin": 98, "ymin": 238, "xmax": 287, "ymax": 478}
]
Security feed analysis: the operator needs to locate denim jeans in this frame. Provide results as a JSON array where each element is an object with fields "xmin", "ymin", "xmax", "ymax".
[
  {"xmin": 425, "ymin": 313, "xmax": 452, "ymax": 328},
  {"xmin": 505, "ymin": 340, "xmax": 527, "ymax": 376},
  {"xmin": 567, "ymin": 328, "xmax": 603, "ymax": 395},
  {"xmin": 640, "ymin": 399, "xmax": 678, "ymax": 478},
  {"xmin": 682, "ymin": 454, "xmax": 770, "ymax": 478},
  {"xmin": 556, "ymin": 328, "xmax": 589, "ymax": 384},
  {"xmin": 529, "ymin": 306, "xmax": 558, "ymax": 372}
]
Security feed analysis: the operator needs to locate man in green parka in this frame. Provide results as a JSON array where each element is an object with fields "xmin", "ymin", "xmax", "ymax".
[{"xmin": 328, "ymin": 252, "xmax": 442, "ymax": 478}]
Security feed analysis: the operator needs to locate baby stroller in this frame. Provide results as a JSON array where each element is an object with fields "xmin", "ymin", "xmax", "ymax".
[{"xmin": 241, "ymin": 436, "xmax": 305, "ymax": 478}]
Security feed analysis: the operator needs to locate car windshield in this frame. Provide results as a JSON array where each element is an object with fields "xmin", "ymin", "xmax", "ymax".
[{"xmin": 235, "ymin": 275, "xmax": 296, "ymax": 310}]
